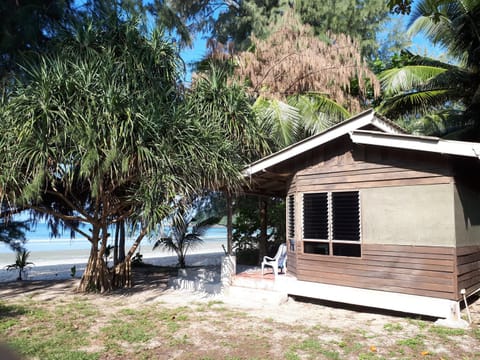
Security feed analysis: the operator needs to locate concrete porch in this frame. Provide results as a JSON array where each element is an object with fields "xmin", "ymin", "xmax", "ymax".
[
  {"xmin": 225, "ymin": 266, "xmax": 293, "ymax": 305},
  {"xmin": 230, "ymin": 266, "xmax": 467, "ymax": 325}
]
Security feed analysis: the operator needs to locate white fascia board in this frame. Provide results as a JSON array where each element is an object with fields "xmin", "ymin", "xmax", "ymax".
[
  {"xmin": 371, "ymin": 116, "xmax": 406, "ymax": 134},
  {"xmin": 243, "ymin": 110, "xmax": 375, "ymax": 176},
  {"xmin": 350, "ymin": 130, "xmax": 480, "ymax": 159}
]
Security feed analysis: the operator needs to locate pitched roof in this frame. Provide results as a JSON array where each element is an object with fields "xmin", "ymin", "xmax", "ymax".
[
  {"xmin": 245, "ymin": 109, "xmax": 480, "ymax": 177},
  {"xmin": 244, "ymin": 109, "xmax": 406, "ymax": 176}
]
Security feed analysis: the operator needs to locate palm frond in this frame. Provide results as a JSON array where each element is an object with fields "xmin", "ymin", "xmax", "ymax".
[
  {"xmin": 253, "ymin": 97, "xmax": 301, "ymax": 148},
  {"xmin": 379, "ymin": 65, "xmax": 448, "ymax": 96},
  {"xmin": 407, "ymin": 108, "xmax": 467, "ymax": 136},
  {"xmin": 192, "ymin": 216, "xmax": 221, "ymax": 237},
  {"xmin": 288, "ymin": 93, "xmax": 350, "ymax": 136},
  {"xmin": 378, "ymin": 88, "xmax": 460, "ymax": 118},
  {"xmin": 408, "ymin": 0, "xmax": 480, "ymax": 65}
]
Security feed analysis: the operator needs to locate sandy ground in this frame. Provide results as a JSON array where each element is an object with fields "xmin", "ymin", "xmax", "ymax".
[
  {"xmin": 1, "ymin": 263, "xmax": 480, "ymax": 359},
  {"xmin": 0, "ymin": 243, "xmax": 226, "ymax": 283},
  {"xmin": 1, "ymin": 261, "xmax": 479, "ymax": 329}
]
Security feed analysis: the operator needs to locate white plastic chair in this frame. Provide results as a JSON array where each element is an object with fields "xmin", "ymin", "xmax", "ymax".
[{"xmin": 261, "ymin": 243, "xmax": 287, "ymax": 277}]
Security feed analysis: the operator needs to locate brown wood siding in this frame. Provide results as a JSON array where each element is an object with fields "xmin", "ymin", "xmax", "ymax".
[
  {"xmin": 287, "ymin": 248, "xmax": 297, "ymax": 276},
  {"xmin": 295, "ymin": 155, "xmax": 452, "ymax": 193},
  {"xmin": 456, "ymin": 246, "xmax": 480, "ymax": 299},
  {"xmin": 295, "ymin": 244, "xmax": 457, "ymax": 300},
  {"xmin": 286, "ymin": 137, "xmax": 453, "ymax": 194}
]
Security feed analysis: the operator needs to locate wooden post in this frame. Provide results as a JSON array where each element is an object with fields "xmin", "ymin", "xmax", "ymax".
[
  {"xmin": 259, "ymin": 196, "xmax": 268, "ymax": 264},
  {"xmin": 226, "ymin": 192, "xmax": 233, "ymax": 255}
]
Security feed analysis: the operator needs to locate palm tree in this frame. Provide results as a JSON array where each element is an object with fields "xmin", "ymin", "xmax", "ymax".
[
  {"xmin": 378, "ymin": 0, "xmax": 480, "ymax": 138},
  {"xmin": 6, "ymin": 250, "xmax": 34, "ymax": 281},
  {"xmin": 153, "ymin": 199, "xmax": 221, "ymax": 268},
  {"xmin": 252, "ymin": 93, "xmax": 352, "ymax": 149}
]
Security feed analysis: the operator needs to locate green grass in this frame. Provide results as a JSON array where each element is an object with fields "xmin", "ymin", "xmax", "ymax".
[
  {"xmin": 102, "ymin": 317, "xmax": 155, "ymax": 343},
  {"xmin": 1, "ymin": 299, "xmax": 98, "ymax": 360},
  {"xmin": 0, "ymin": 302, "xmax": 28, "ymax": 318},
  {"xmin": 396, "ymin": 334, "xmax": 426, "ymax": 350},
  {"xmin": 1, "ymin": 286, "xmax": 480, "ymax": 360},
  {"xmin": 429, "ymin": 326, "xmax": 466, "ymax": 337},
  {"xmin": 408, "ymin": 318, "xmax": 428, "ymax": 330},
  {"xmin": 9, "ymin": 324, "xmax": 96, "ymax": 360},
  {"xmin": 383, "ymin": 322, "xmax": 403, "ymax": 332},
  {"xmin": 284, "ymin": 351, "xmax": 301, "ymax": 360},
  {"xmin": 288, "ymin": 338, "xmax": 341, "ymax": 360},
  {"xmin": 337, "ymin": 338, "xmax": 363, "ymax": 354}
]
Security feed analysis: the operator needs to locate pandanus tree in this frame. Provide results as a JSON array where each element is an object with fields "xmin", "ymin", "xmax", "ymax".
[
  {"xmin": 0, "ymin": 16, "xmax": 244, "ymax": 292},
  {"xmin": 378, "ymin": 0, "xmax": 480, "ymax": 138}
]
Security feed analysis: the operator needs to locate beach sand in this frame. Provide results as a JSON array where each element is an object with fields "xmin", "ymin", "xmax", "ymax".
[{"xmin": 0, "ymin": 241, "xmax": 226, "ymax": 283}]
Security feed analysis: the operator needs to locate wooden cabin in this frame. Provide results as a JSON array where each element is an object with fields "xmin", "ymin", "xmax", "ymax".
[{"xmin": 244, "ymin": 109, "xmax": 480, "ymax": 321}]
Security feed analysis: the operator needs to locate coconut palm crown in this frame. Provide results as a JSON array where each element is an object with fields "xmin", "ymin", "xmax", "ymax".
[{"xmin": 378, "ymin": 0, "xmax": 480, "ymax": 139}]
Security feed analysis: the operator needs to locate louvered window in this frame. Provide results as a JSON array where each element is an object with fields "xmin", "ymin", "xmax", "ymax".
[
  {"xmin": 287, "ymin": 194, "xmax": 295, "ymax": 251},
  {"xmin": 303, "ymin": 193, "xmax": 328, "ymax": 240},
  {"xmin": 303, "ymin": 191, "xmax": 361, "ymax": 257},
  {"xmin": 332, "ymin": 192, "xmax": 360, "ymax": 241}
]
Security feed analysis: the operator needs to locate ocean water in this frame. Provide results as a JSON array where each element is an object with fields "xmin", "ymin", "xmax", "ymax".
[{"xmin": 0, "ymin": 222, "xmax": 227, "ymax": 267}]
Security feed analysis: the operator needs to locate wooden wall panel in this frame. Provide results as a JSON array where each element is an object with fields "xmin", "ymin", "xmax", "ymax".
[
  {"xmin": 294, "ymin": 244, "xmax": 457, "ymax": 300},
  {"xmin": 456, "ymin": 246, "xmax": 480, "ymax": 298},
  {"xmin": 287, "ymin": 249, "xmax": 297, "ymax": 276},
  {"xmin": 295, "ymin": 164, "xmax": 451, "ymax": 193},
  {"xmin": 283, "ymin": 136, "xmax": 460, "ymax": 299},
  {"xmin": 289, "ymin": 137, "xmax": 453, "ymax": 194}
]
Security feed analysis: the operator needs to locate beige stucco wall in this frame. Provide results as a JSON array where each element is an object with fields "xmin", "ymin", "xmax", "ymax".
[
  {"xmin": 361, "ymin": 183, "xmax": 456, "ymax": 246},
  {"xmin": 454, "ymin": 184, "xmax": 480, "ymax": 246}
]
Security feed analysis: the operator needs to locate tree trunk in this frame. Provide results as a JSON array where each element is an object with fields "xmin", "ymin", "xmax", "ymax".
[
  {"xmin": 112, "ymin": 258, "xmax": 132, "ymax": 288},
  {"xmin": 78, "ymin": 244, "xmax": 113, "ymax": 293},
  {"xmin": 258, "ymin": 197, "xmax": 268, "ymax": 264},
  {"xmin": 226, "ymin": 193, "xmax": 233, "ymax": 255},
  {"xmin": 77, "ymin": 226, "xmax": 147, "ymax": 293},
  {"xmin": 114, "ymin": 222, "xmax": 119, "ymax": 266},
  {"xmin": 119, "ymin": 220, "xmax": 125, "ymax": 262},
  {"xmin": 178, "ymin": 254, "xmax": 186, "ymax": 268}
]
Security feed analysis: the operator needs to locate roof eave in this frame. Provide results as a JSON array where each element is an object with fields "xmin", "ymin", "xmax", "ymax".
[{"xmin": 350, "ymin": 130, "xmax": 480, "ymax": 159}]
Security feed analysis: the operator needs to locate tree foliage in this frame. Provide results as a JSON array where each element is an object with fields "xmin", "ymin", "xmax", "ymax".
[
  {"xmin": 234, "ymin": 11, "xmax": 380, "ymax": 115},
  {"xmin": 388, "ymin": 0, "xmax": 413, "ymax": 14},
  {"xmin": 295, "ymin": 0, "xmax": 390, "ymax": 59},
  {"xmin": 198, "ymin": 11, "xmax": 378, "ymax": 148},
  {"xmin": 0, "ymin": 15, "xmax": 244, "ymax": 292},
  {"xmin": 378, "ymin": 0, "xmax": 480, "ymax": 139},
  {"xmin": 0, "ymin": 219, "xmax": 29, "ymax": 252},
  {"xmin": 169, "ymin": 0, "xmax": 392, "ymax": 58},
  {"xmin": 153, "ymin": 196, "xmax": 221, "ymax": 268},
  {"xmin": 232, "ymin": 195, "xmax": 285, "ymax": 264},
  {"xmin": 0, "ymin": 0, "xmax": 76, "ymax": 86},
  {"xmin": 188, "ymin": 62, "xmax": 271, "ymax": 162}
]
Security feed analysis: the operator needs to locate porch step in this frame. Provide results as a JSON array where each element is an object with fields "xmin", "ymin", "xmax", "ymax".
[{"xmin": 232, "ymin": 274, "xmax": 278, "ymax": 291}]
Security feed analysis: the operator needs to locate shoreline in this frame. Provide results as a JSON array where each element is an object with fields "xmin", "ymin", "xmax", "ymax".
[{"xmin": 0, "ymin": 241, "xmax": 227, "ymax": 283}]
